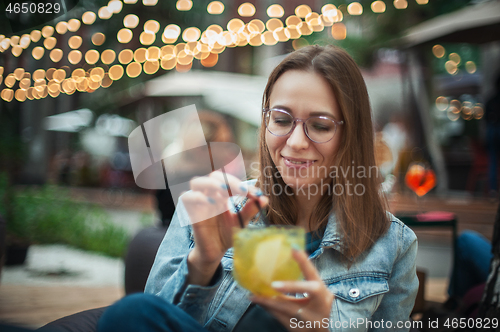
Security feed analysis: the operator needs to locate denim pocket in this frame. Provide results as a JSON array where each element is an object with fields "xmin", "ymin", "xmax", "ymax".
[{"xmin": 328, "ymin": 274, "xmax": 389, "ymax": 303}]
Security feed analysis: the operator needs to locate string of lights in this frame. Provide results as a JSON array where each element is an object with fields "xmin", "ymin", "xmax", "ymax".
[{"xmin": 0, "ymin": 0, "xmax": 430, "ymax": 103}]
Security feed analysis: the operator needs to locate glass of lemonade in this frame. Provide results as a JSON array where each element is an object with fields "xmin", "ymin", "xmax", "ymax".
[{"xmin": 232, "ymin": 226, "xmax": 305, "ymax": 296}]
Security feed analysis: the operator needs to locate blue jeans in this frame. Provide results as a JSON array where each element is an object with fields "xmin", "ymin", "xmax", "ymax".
[
  {"xmin": 97, "ymin": 293, "xmax": 209, "ymax": 332},
  {"xmin": 448, "ymin": 231, "xmax": 493, "ymax": 298}
]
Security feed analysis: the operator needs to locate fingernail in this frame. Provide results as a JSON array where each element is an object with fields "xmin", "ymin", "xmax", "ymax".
[
  {"xmin": 255, "ymin": 189, "xmax": 263, "ymax": 196},
  {"xmin": 291, "ymin": 243, "xmax": 302, "ymax": 251},
  {"xmin": 239, "ymin": 185, "xmax": 248, "ymax": 192},
  {"xmin": 207, "ymin": 197, "xmax": 216, "ymax": 204},
  {"xmin": 271, "ymin": 281, "xmax": 284, "ymax": 288}
]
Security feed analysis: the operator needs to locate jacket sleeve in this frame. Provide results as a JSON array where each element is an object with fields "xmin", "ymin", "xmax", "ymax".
[
  {"xmin": 144, "ymin": 197, "xmax": 224, "ymax": 325},
  {"xmin": 369, "ymin": 223, "xmax": 419, "ymax": 332}
]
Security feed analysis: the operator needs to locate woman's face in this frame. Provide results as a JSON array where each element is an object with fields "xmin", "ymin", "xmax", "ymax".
[{"xmin": 266, "ymin": 70, "xmax": 343, "ymax": 190}]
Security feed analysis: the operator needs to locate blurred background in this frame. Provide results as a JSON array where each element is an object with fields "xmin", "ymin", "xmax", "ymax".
[{"xmin": 0, "ymin": 0, "xmax": 499, "ymax": 329}]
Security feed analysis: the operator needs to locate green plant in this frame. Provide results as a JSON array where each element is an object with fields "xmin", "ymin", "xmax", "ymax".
[{"xmin": 1, "ymin": 176, "xmax": 129, "ymax": 258}]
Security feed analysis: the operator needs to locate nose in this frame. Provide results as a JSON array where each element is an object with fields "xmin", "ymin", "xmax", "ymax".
[{"xmin": 286, "ymin": 122, "xmax": 309, "ymax": 150}]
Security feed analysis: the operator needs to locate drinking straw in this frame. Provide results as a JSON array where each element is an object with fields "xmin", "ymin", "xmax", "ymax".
[{"xmin": 220, "ymin": 168, "xmax": 245, "ymax": 228}]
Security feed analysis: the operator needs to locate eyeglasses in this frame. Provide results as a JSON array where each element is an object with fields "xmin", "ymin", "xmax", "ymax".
[{"xmin": 263, "ymin": 108, "xmax": 344, "ymax": 143}]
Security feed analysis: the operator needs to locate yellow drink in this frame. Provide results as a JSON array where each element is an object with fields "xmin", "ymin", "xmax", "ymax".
[{"xmin": 233, "ymin": 226, "xmax": 305, "ymax": 296}]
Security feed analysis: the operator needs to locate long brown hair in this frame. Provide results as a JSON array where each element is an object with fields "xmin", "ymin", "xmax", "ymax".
[{"xmin": 257, "ymin": 45, "xmax": 389, "ymax": 260}]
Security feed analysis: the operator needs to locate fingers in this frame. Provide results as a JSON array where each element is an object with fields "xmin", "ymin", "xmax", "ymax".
[
  {"xmin": 292, "ymin": 249, "xmax": 322, "ymax": 282},
  {"xmin": 237, "ymin": 195, "xmax": 269, "ymax": 226},
  {"xmin": 271, "ymin": 280, "xmax": 323, "ymax": 295}
]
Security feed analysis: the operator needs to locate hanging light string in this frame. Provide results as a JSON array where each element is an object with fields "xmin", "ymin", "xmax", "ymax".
[{"xmin": 0, "ymin": 0, "xmax": 429, "ymax": 102}]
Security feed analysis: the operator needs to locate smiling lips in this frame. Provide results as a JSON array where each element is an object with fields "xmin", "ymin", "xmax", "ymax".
[{"xmin": 282, "ymin": 156, "xmax": 316, "ymax": 169}]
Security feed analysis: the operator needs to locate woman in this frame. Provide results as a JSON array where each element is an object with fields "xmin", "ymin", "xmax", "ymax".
[{"xmin": 98, "ymin": 45, "xmax": 418, "ymax": 332}]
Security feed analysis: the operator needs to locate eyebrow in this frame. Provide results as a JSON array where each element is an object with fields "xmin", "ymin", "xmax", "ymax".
[{"xmin": 271, "ymin": 105, "xmax": 339, "ymax": 120}]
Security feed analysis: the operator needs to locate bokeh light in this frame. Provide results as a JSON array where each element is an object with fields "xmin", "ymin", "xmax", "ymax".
[
  {"xmin": 331, "ymin": 23, "xmax": 346, "ymax": 40},
  {"xmin": 416, "ymin": 0, "xmax": 429, "ymax": 4},
  {"xmin": 297, "ymin": 22, "xmax": 312, "ymax": 36},
  {"xmin": 11, "ymin": 46, "xmax": 22, "ymax": 57},
  {"xmin": 5, "ymin": 75, "xmax": 15, "ymax": 87},
  {"xmin": 176, "ymin": 0, "xmax": 192, "ymax": 11},
  {"xmin": 109, "ymin": 0, "xmax": 123, "ymax": 13},
  {"xmin": 445, "ymin": 61, "xmax": 458, "ymax": 75},
  {"xmin": 432, "ymin": 45, "xmax": 445, "ymax": 58},
  {"xmin": 30, "ymin": 30, "xmax": 41, "ymax": 42},
  {"xmin": 68, "ymin": 19, "xmax": 81, "ymax": 32},
  {"xmin": 267, "ymin": 4, "xmax": 284, "ymax": 18},
  {"xmin": 32, "ymin": 47, "xmax": 45, "ymax": 60},
  {"xmin": 42, "ymin": 26, "xmax": 54, "ymax": 38},
  {"xmin": 182, "ymin": 27, "xmax": 201, "ymax": 42},
  {"xmin": 473, "ymin": 104, "xmax": 484, "ymax": 119},
  {"xmin": 436, "ymin": 96, "xmax": 449, "ymax": 111},
  {"xmin": 161, "ymin": 55, "xmax": 177, "ymax": 70},
  {"xmin": 208, "ymin": 1, "xmax": 224, "ymax": 14},
  {"xmin": 371, "ymin": 1, "xmax": 386, "ymax": 13},
  {"xmin": 14, "ymin": 68, "xmax": 24, "ymax": 80},
  {"xmin": 201, "ymin": 53, "xmax": 218, "ymax": 67},
  {"xmin": 44, "ymin": 37, "xmax": 57, "ymax": 50},
  {"xmin": 163, "ymin": 24, "xmax": 181, "ymax": 40},
  {"xmin": 140, "ymin": 32, "xmax": 156, "ymax": 45},
  {"xmin": 124, "ymin": 14, "xmax": 139, "ymax": 28},
  {"xmin": 450, "ymin": 99, "xmax": 462, "ymax": 110},
  {"xmin": 92, "ymin": 33, "xmax": 106, "ymax": 46},
  {"xmin": 126, "ymin": 62, "xmax": 142, "ymax": 77},
  {"xmin": 69, "ymin": 36, "xmax": 83, "ymax": 49},
  {"xmin": 295, "ymin": 5, "xmax": 312, "ymax": 18},
  {"xmin": 347, "ymin": 2, "xmax": 363, "ymax": 15},
  {"xmin": 85, "ymin": 50, "xmax": 100, "ymax": 65},
  {"xmin": 101, "ymin": 49, "xmax": 116, "ymax": 64},
  {"xmin": 98, "ymin": 6, "xmax": 112, "ymax": 20},
  {"xmin": 117, "ymin": 29, "xmax": 133, "ymax": 43},
  {"xmin": 1, "ymin": 89, "xmax": 14, "ymax": 102},
  {"xmin": 394, "ymin": 0, "xmax": 408, "ymax": 9},
  {"xmin": 238, "ymin": 3, "xmax": 255, "ymax": 17},
  {"xmin": 144, "ymin": 20, "xmax": 160, "ymax": 33},
  {"xmin": 82, "ymin": 11, "xmax": 97, "ymax": 25},
  {"xmin": 449, "ymin": 53, "xmax": 461, "ymax": 65},
  {"xmin": 50, "ymin": 49, "xmax": 63, "ymax": 62},
  {"xmin": 119, "ymin": 49, "xmax": 134, "ymax": 64},
  {"xmin": 228, "ymin": 19, "xmax": 245, "ymax": 33},
  {"xmin": 109, "ymin": 65, "xmax": 124, "ymax": 80},
  {"xmin": 143, "ymin": 0, "xmax": 158, "ymax": 5},
  {"xmin": 266, "ymin": 19, "xmax": 283, "ymax": 32},
  {"xmin": 146, "ymin": 46, "xmax": 161, "ymax": 60},
  {"xmin": 176, "ymin": 62, "xmax": 192, "ymax": 73},
  {"xmin": 465, "ymin": 61, "xmax": 477, "ymax": 74},
  {"xmin": 56, "ymin": 22, "xmax": 68, "ymax": 35},
  {"xmin": 134, "ymin": 48, "xmax": 147, "ymax": 63},
  {"xmin": 292, "ymin": 38, "xmax": 309, "ymax": 50}
]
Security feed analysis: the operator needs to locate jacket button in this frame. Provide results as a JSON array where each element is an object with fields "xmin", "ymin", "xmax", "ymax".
[{"xmin": 349, "ymin": 288, "xmax": 360, "ymax": 298}]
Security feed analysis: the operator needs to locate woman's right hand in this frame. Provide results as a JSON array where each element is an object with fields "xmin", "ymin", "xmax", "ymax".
[{"xmin": 182, "ymin": 171, "xmax": 268, "ymax": 286}]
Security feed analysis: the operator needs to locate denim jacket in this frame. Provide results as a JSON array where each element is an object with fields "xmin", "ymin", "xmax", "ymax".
[{"xmin": 145, "ymin": 191, "xmax": 419, "ymax": 332}]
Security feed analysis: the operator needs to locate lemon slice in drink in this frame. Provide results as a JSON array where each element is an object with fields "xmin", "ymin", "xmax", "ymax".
[{"xmin": 253, "ymin": 234, "xmax": 289, "ymax": 283}]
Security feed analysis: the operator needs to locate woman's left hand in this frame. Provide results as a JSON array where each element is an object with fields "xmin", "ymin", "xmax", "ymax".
[{"xmin": 250, "ymin": 249, "xmax": 334, "ymax": 332}]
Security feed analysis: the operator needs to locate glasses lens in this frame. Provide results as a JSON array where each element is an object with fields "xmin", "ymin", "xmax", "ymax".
[
  {"xmin": 266, "ymin": 109, "xmax": 293, "ymax": 136},
  {"xmin": 305, "ymin": 117, "xmax": 336, "ymax": 143}
]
